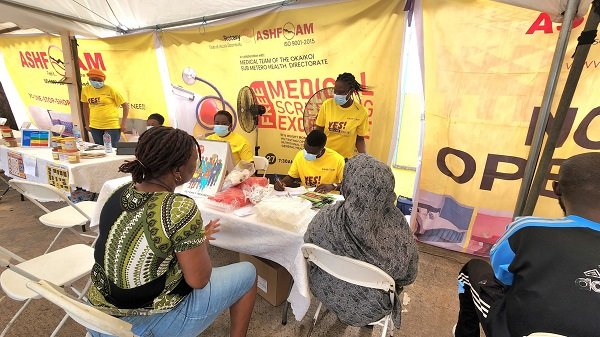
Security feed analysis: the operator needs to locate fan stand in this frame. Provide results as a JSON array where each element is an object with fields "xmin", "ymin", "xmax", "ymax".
[{"xmin": 253, "ymin": 116, "xmax": 260, "ymax": 156}]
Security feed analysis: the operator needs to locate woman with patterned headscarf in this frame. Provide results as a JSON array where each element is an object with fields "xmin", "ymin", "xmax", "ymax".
[{"xmin": 304, "ymin": 154, "xmax": 418, "ymax": 327}]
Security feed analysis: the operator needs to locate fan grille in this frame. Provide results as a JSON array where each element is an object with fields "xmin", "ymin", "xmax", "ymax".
[
  {"xmin": 303, "ymin": 87, "xmax": 334, "ymax": 135},
  {"xmin": 237, "ymin": 86, "xmax": 257, "ymax": 133}
]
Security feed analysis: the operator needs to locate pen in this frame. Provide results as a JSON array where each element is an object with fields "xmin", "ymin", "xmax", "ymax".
[{"xmin": 275, "ymin": 175, "xmax": 291, "ymax": 197}]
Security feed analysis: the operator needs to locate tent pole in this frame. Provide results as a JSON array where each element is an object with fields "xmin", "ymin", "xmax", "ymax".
[
  {"xmin": 522, "ymin": 1, "xmax": 600, "ymax": 215},
  {"xmin": 60, "ymin": 33, "xmax": 85, "ymax": 139},
  {"xmin": 512, "ymin": 0, "xmax": 581, "ymax": 218}
]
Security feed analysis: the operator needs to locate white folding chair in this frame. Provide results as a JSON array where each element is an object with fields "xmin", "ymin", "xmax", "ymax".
[
  {"xmin": 8, "ymin": 180, "xmax": 98, "ymax": 253},
  {"xmin": 253, "ymin": 156, "xmax": 269, "ymax": 177},
  {"xmin": 26, "ymin": 280, "xmax": 138, "ymax": 337},
  {"xmin": 301, "ymin": 243, "xmax": 397, "ymax": 337},
  {"xmin": 0, "ymin": 244, "xmax": 95, "ymax": 337},
  {"xmin": 0, "ymin": 117, "xmax": 7, "ymax": 125},
  {"xmin": 50, "ymin": 124, "xmax": 66, "ymax": 136},
  {"xmin": 0, "ymin": 169, "xmax": 10, "ymax": 201}
]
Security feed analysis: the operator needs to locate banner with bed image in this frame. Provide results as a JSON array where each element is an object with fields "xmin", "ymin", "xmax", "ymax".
[
  {"xmin": 415, "ymin": 0, "xmax": 600, "ymax": 256},
  {"xmin": 0, "ymin": 33, "xmax": 167, "ymax": 136},
  {"xmin": 160, "ymin": 0, "xmax": 405, "ymax": 173}
]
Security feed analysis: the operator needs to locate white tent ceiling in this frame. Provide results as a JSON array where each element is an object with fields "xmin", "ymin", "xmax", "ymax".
[
  {"xmin": 0, "ymin": 0, "xmax": 293, "ymax": 37},
  {"xmin": 0, "ymin": 0, "xmax": 594, "ymax": 38}
]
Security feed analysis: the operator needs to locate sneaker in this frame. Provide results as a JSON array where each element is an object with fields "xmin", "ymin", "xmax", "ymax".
[{"xmin": 452, "ymin": 324, "xmax": 456, "ymax": 337}]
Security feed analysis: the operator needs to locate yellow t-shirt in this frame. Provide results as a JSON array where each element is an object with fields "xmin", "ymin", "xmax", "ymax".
[
  {"xmin": 81, "ymin": 85, "xmax": 125, "ymax": 129},
  {"xmin": 315, "ymin": 98, "xmax": 369, "ymax": 158},
  {"xmin": 288, "ymin": 147, "xmax": 345, "ymax": 187},
  {"xmin": 206, "ymin": 132, "xmax": 253, "ymax": 165}
]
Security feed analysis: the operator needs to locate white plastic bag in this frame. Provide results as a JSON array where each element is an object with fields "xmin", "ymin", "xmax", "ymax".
[
  {"xmin": 255, "ymin": 196, "xmax": 315, "ymax": 232},
  {"xmin": 222, "ymin": 160, "xmax": 256, "ymax": 190}
]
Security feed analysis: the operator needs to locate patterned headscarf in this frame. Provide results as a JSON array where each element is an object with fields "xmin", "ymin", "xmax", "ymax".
[{"xmin": 304, "ymin": 154, "xmax": 419, "ymax": 326}]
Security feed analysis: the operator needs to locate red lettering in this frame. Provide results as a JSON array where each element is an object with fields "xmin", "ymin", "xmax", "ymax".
[
  {"xmin": 285, "ymin": 80, "xmax": 299, "ymax": 99},
  {"xmin": 526, "ymin": 13, "xmax": 554, "ymax": 34},
  {"xmin": 278, "ymin": 115, "xmax": 288, "ymax": 130},
  {"xmin": 83, "ymin": 52, "xmax": 106, "ymax": 71},
  {"xmin": 268, "ymin": 81, "xmax": 284, "ymax": 98},
  {"xmin": 19, "ymin": 51, "xmax": 28, "ymax": 67},
  {"xmin": 360, "ymin": 72, "xmax": 374, "ymax": 96},
  {"xmin": 557, "ymin": 16, "xmax": 585, "ymax": 31}
]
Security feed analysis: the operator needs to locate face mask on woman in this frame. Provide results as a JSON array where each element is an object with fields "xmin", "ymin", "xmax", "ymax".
[
  {"xmin": 334, "ymin": 94, "xmax": 349, "ymax": 106},
  {"xmin": 89, "ymin": 80, "xmax": 104, "ymax": 89},
  {"xmin": 213, "ymin": 125, "xmax": 230, "ymax": 137}
]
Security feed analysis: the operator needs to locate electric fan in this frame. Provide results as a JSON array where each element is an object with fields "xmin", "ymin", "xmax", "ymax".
[
  {"xmin": 302, "ymin": 87, "xmax": 334, "ymax": 135},
  {"xmin": 237, "ymin": 86, "xmax": 266, "ymax": 155}
]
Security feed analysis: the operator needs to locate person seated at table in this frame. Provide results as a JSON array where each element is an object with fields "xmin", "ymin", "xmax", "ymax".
[
  {"xmin": 453, "ymin": 152, "xmax": 600, "ymax": 337},
  {"xmin": 206, "ymin": 110, "xmax": 253, "ymax": 165},
  {"xmin": 304, "ymin": 154, "xmax": 419, "ymax": 327},
  {"xmin": 146, "ymin": 113, "xmax": 165, "ymax": 128},
  {"xmin": 274, "ymin": 129, "xmax": 345, "ymax": 194},
  {"xmin": 87, "ymin": 126, "xmax": 257, "ymax": 337}
]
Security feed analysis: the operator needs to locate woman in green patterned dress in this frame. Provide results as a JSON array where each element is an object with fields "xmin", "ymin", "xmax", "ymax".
[{"xmin": 87, "ymin": 126, "xmax": 257, "ymax": 337}]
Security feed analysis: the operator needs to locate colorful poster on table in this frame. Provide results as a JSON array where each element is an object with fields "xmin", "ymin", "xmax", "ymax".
[
  {"xmin": 7, "ymin": 150, "xmax": 25, "ymax": 178},
  {"xmin": 0, "ymin": 33, "xmax": 168, "ymax": 135},
  {"xmin": 415, "ymin": 0, "xmax": 600, "ymax": 256},
  {"xmin": 182, "ymin": 140, "xmax": 234, "ymax": 198},
  {"xmin": 160, "ymin": 0, "xmax": 405, "ymax": 173}
]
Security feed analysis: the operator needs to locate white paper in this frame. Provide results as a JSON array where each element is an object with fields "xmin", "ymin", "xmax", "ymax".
[
  {"xmin": 257, "ymin": 275, "xmax": 268, "ymax": 293},
  {"xmin": 233, "ymin": 206, "xmax": 255, "ymax": 217},
  {"xmin": 23, "ymin": 155, "xmax": 37, "ymax": 177},
  {"xmin": 273, "ymin": 186, "xmax": 308, "ymax": 196}
]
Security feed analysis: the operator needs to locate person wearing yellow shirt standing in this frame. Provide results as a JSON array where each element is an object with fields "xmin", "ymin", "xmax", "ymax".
[
  {"xmin": 274, "ymin": 130, "xmax": 345, "ymax": 194},
  {"xmin": 315, "ymin": 72, "xmax": 369, "ymax": 159},
  {"xmin": 206, "ymin": 110, "xmax": 254, "ymax": 165},
  {"xmin": 81, "ymin": 68, "xmax": 129, "ymax": 147}
]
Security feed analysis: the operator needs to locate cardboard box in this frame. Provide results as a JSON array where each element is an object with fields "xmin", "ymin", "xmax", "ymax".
[{"xmin": 239, "ymin": 253, "xmax": 292, "ymax": 306}]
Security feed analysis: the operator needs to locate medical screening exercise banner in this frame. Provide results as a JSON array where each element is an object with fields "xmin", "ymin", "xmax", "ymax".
[
  {"xmin": 0, "ymin": 33, "xmax": 167, "ymax": 132},
  {"xmin": 161, "ymin": 0, "xmax": 405, "ymax": 173},
  {"xmin": 414, "ymin": 0, "xmax": 600, "ymax": 256}
]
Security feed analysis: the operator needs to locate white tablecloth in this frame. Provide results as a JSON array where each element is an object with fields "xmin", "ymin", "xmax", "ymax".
[
  {"xmin": 0, "ymin": 144, "xmax": 134, "ymax": 193},
  {"xmin": 91, "ymin": 176, "xmax": 315, "ymax": 321}
]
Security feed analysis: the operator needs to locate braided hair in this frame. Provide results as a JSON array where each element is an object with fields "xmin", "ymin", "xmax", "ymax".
[
  {"xmin": 119, "ymin": 126, "xmax": 200, "ymax": 183},
  {"xmin": 336, "ymin": 73, "xmax": 370, "ymax": 101}
]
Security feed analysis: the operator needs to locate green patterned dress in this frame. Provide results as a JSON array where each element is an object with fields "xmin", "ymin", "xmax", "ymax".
[{"xmin": 87, "ymin": 183, "xmax": 205, "ymax": 316}]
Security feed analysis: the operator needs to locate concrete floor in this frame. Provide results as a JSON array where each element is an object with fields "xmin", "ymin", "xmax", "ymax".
[{"xmin": 0, "ymin": 182, "xmax": 479, "ymax": 337}]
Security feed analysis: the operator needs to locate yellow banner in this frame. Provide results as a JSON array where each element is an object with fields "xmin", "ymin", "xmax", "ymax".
[
  {"xmin": 161, "ymin": 0, "xmax": 405, "ymax": 173},
  {"xmin": 416, "ymin": 0, "xmax": 600, "ymax": 256},
  {"xmin": 0, "ymin": 33, "xmax": 167, "ymax": 134}
]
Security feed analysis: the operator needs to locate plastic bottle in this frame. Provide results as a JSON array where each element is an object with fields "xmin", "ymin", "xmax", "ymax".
[
  {"xmin": 73, "ymin": 125, "xmax": 82, "ymax": 148},
  {"xmin": 103, "ymin": 132, "xmax": 112, "ymax": 153}
]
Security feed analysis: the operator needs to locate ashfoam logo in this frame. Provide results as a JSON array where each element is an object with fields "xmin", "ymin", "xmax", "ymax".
[
  {"xmin": 19, "ymin": 45, "xmax": 106, "ymax": 76},
  {"xmin": 256, "ymin": 22, "xmax": 314, "ymax": 40}
]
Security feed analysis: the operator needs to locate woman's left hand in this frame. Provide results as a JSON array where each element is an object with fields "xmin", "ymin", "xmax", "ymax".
[{"xmin": 204, "ymin": 219, "xmax": 221, "ymax": 240}]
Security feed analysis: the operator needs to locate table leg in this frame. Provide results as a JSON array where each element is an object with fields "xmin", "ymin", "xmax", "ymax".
[{"xmin": 281, "ymin": 280, "xmax": 294, "ymax": 325}]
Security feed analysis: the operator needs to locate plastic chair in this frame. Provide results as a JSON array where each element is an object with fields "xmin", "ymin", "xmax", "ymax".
[
  {"xmin": 0, "ymin": 244, "xmax": 95, "ymax": 337},
  {"xmin": 0, "ymin": 170, "xmax": 10, "ymax": 201},
  {"xmin": 301, "ymin": 243, "xmax": 396, "ymax": 337},
  {"xmin": 253, "ymin": 156, "xmax": 269, "ymax": 177},
  {"xmin": 26, "ymin": 280, "xmax": 138, "ymax": 337},
  {"xmin": 8, "ymin": 180, "xmax": 98, "ymax": 253},
  {"xmin": 50, "ymin": 124, "xmax": 65, "ymax": 136}
]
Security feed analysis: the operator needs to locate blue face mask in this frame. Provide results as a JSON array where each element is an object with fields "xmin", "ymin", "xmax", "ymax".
[
  {"xmin": 334, "ymin": 94, "xmax": 349, "ymax": 106},
  {"xmin": 89, "ymin": 80, "xmax": 104, "ymax": 89},
  {"xmin": 213, "ymin": 125, "xmax": 230, "ymax": 137},
  {"xmin": 303, "ymin": 149, "xmax": 318, "ymax": 161}
]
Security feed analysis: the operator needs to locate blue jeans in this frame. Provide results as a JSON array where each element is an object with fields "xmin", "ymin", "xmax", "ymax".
[
  {"xmin": 89, "ymin": 128, "xmax": 120, "ymax": 147},
  {"xmin": 89, "ymin": 262, "xmax": 256, "ymax": 337}
]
